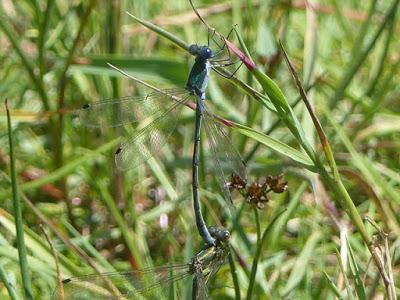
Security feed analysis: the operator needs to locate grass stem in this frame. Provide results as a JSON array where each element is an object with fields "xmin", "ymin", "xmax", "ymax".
[{"xmin": 6, "ymin": 100, "xmax": 33, "ymax": 300}]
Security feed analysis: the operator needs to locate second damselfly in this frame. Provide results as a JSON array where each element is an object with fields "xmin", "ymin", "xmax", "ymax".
[{"xmin": 52, "ymin": 227, "xmax": 231, "ymax": 300}]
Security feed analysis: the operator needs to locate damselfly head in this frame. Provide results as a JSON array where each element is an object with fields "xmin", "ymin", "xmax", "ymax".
[
  {"xmin": 209, "ymin": 226, "xmax": 230, "ymax": 243},
  {"xmin": 199, "ymin": 46, "xmax": 213, "ymax": 59},
  {"xmin": 189, "ymin": 44, "xmax": 213, "ymax": 59},
  {"xmin": 188, "ymin": 44, "xmax": 201, "ymax": 55},
  {"xmin": 219, "ymin": 229, "xmax": 230, "ymax": 242}
]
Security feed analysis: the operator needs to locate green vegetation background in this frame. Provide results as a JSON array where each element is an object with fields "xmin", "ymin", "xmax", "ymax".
[{"xmin": 0, "ymin": 0, "xmax": 399, "ymax": 299}]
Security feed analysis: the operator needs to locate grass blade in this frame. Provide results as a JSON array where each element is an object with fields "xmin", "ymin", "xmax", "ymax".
[
  {"xmin": 0, "ymin": 13, "xmax": 50, "ymax": 110},
  {"xmin": 6, "ymin": 100, "xmax": 33, "ymax": 300},
  {"xmin": 329, "ymin": 0, "xmax": 400, "ymax": 108},
  {"xmin": 323, "ymin": 271, "xmax": 345, "ymax": 300},
  {"xmin": 347, "ymin": 239, "xmax": 367, "ymax": 300},
  {"xmin": 228, "ymin": 246, "xmax": 240, "ymax": 300},
  {"xmin": 232, "ymin": 122, "xmax": 314, "ymax": 169},
  {"xmin": 0, "ymin": 138, "xmax": 120, "ymax": 201},
  {"xmin": 98, "ymin": 183, "xmax": 148, "ymax": 270},
  {"xmin": 335, "ymin": 248, "xmax": 355, "ymax": 300},
  {"xmin": 246, "ymin": 209, "xmax": 286, "ymax": 300},
  {"xmin": 127, "ymin": 12, "xmax": 189, "ymax": 52},
  {"xmin": 281, "ymin": 231, "xmax": 321, "ymax": 297},
  {"xmin": 0, "ymin": 263, "xmax": 19, "ymax": 300}
]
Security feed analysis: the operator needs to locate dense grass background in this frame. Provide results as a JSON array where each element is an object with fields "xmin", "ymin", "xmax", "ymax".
[{"xmin": 0, "ymin": 0, "xmax": 399, "ymax": 299}]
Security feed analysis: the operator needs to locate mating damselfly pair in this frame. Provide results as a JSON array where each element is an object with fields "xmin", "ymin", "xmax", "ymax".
[
  {"xmin": 74, "ymin": 31, "xmax": 246, "ymax": 246},
  {"xmin": 56, "ymin": 20, "xmax": 246, "ymax": 299}
]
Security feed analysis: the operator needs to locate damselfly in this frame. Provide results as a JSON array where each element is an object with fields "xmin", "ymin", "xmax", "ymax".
[
  {"xmin": 52, "ymin": 228, "xmax": 230, "ymax": 300},
  {"xmin": 77, "ymin": 40, "xmax": 246, "ymax": 246}
]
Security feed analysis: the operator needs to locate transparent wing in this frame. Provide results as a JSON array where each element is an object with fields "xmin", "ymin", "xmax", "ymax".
[
  {"xmin": 76, "ymin": 88, "xmax": 188, "ymax": 128},
  {"xmin": 203, "ymin": 109, "xmax": 246, "ymax": 211},
  {"xmin": 195, "ymin": 274, "xmax": 210, "ymax": 300},
  {"xmin": 193, "ymin": 246, "xmax": 228, "ymax": 300},
  {"xmin": 52, "ymin": 264, "xmax": 191, "ymax": 300},
  {"xmin": 114, "ymin": 92, "xmax": 193, "ymax": 170}
]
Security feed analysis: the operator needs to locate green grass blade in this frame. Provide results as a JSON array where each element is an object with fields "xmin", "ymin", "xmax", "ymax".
[
  {"xmin": 325, "ymin": 110, "xmax": 400, "ymax": 209},
  {"xmin": 281, "ymin": 231, "xmax": 321, "ymax": 297},
  {"xmin": 37, "ymin": 0, "xmax": 55, "ymax": 76},
  {"xmin": 127, "ymin": 12, "xmax": 190, "ymax": 52},
  {"xmin": 61, "ymin": 222, "xmax": 117, "ymax": 273},
  {"xmin": 0, "ymin": 207, "xmax": 83, "ymax": 279},
  {"xmin": 365, "ymin": 11, "xmax": 396, "ymax": 96},
  {"xmin": 6, "ymin": 101, "xmax": 33, "ymax": 300},
  {"xmin": 231, "ymin": 122, "xmax": 314, "ymax": 169},
  {"xmin": 329, "ymin": 0, "xmax": 400, "ymax": 108},
  {"xmin": 270, "ymin": 182, "xmax": 308, "ymax": 247},
  {"xmin": 335, "ymin": 248, "xmax": 355, "ymax": 300},
  {"xmin": 98, "ymin": 183, "xmax": 147, "ymax": 270},
  {"xmin": 228, "ymin": 246, "xmax": 240, "ymax": 300},
  {"xmin": 347, "ymin": 239, "xmax": 367, "ymax": 300},
  {"xmin": 71, "ymin": 55, "xmax": 188, "ymax": 86},
  {"xmin": 246, "ymin": 209, "xmax": 286, "ymax": 300},
  {"xmin": 0, "ymin": 263, "xmax": 20, "ymax": 300},
  {"xmin": 0, "ymin": 13, "xmax": 50, "ymax": 110},
  {"xmin": 323, "ymin": 271, "xmax": 345, "ymax": 300},
  {"xmin": 349, "ymin": 0, "xmax": 378, "ymax": 59},
  {"xmin": 0, "ymin": 138, "xmax": 120, "ymax": 201},
  {"xmin": 250, "ymin": 67, "xmax": 318, "ymax": 163},
  {"xmin": 147, "ymin": 157, "xmax": 178, "ymax": 200}
]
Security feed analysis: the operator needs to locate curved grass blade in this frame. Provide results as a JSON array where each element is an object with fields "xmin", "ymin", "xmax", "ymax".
[
  {"xmin": 126, "ymin": 12, "xmax": 190, "ymax": 52},
  {"xmin": 232, "ymin": 122, "xmax": 315, "ymax": 170}
]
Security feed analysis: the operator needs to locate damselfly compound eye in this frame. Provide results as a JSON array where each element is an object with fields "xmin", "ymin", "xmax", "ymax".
[
  {"xmin": 189, "ymin": 44, "xmax": 200, "ymax": 55},
  {"xmin": 222, "ymin": 230, "xmax": 230, "ymax": 241},
  {"xmin": 200, "ymin": 46, "xmax": 213, "ymax": 59}
]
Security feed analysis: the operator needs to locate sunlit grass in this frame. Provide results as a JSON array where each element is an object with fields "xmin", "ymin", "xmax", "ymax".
[{"xmin": 0, "ymin": 0, "xmax": 399, "ymax": 299}]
